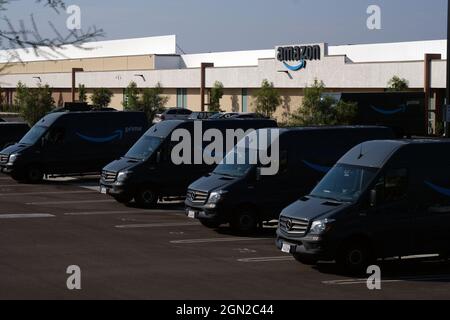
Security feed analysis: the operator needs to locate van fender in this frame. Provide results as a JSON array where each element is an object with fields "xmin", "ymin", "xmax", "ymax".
[{"xmin": 337, "ymin": 234, "xmax": 375, "ymax": 257}]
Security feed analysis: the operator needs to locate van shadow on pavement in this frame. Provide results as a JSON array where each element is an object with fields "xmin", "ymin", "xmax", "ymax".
[{"xmin": 314, "ymin": 257, "xmax": 450, "ymax": 283}]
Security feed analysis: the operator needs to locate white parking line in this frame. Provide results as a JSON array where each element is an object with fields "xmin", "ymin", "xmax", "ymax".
[
  {"xmin": 26, "ymin": 199, "xmax": 115, "ymax": 205},
  {"xmin": 0, "ymin": 191, "xmax": 94, "ymax": 196},
  {"xmin": 323, "ymin": 274, "xmax": 450, "ymax": 285},
  {"xmin": 116, "ymin": 222, "xmax": 201, "ymax": 229},
  {"xmin": 64, "ymin": 210, "xmax": 141, "ymax": 216},
  {"xmin": 0, "ymin": 184, "xmax": 33, "ymax": 187},
  {"xmin": 170, "ymin": 237, "xmax": 273, "ymax": 244},
  {"xmin": 0, "ymin": 213, "xmax": 55, "ymax": 219},
  {"xmin": 238, "ymin": 256, "xmax": 295, "ymax": 263}
]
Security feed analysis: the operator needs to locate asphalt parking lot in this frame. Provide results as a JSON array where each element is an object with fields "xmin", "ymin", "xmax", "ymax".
[{"xmin": 0, "ymin": 172, "xmax": 449, "ymax": 300}]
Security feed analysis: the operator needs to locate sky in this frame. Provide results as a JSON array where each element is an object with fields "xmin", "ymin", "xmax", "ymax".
[{"xmin": 0, "ymin": 0, "xmax": 448, "ymax": 53}]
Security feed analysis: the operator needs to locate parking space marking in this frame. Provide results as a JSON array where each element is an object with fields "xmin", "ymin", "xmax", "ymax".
[
  {"xmin": 0, "ymin": 213, "xmax": 55, "ymax": 219},
  {"xmin": 237, "ymin": 256, "xmax": 295, "ymax": 263},
  {"xmin": 26, "ymin": 199, "xmax": 115, "ymax": 205},
  {"xmin": 64, "ymin": 210, "xmax": 141, "ymax": 216},
  {"xmin": 0, "ymin": 184, "xmax": 36, "ymax": 187},
  {"xmin": 170, "ymin": 237, "xmax": 273, "ymax": 244},
  {"xmin": 323, "ymin": 274, "xmax": 450, "ymax": 285},
  {"xmin": 0, "ymin": 191, "xmax": 94, "ymax": 197},
  {"xmin": 116, "ymin": 222, "xmax": 201, "ymax": 229}
]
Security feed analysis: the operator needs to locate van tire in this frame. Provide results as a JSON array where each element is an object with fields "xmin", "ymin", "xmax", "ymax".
[
  {"xmin": 134, "ymin": 189, "xmax": 158, "ymax": 208},
  {"xmin": 336, "ymin": 241, "xmax": 374, "ymax": 274},
  {"xmin": 199, "ymin": 218, "xmax": 221, "ymax": 229},
  {"xmin": 26, "ymin": 166, "xmax": 44, "ymax": 184},
  {"xmin": 293, "ymin": 254, "xmax": 318, "ymax": 266},
  {"xmin": 230, "ymin": 208, "xmax": 258, "ymax": 234}
]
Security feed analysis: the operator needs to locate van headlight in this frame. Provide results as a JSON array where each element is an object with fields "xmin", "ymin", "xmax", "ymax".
[
  {"xmin": 204, "ymin": 191, "xmax": 227, "ymax": 208},
  {"xmin": 116, "ymin": 171, "xmax": 130, "ymax": 183},
  {"xmin": 8, "ymin": 154, "xmax": 19, "ymax": 164},
  {"xmin": 309, "ymin": 219, "xmax": 334, "ymax": 235},
  {"xmin": 207, "ymin": 191, "xmax": 227, "ymax": 204}
]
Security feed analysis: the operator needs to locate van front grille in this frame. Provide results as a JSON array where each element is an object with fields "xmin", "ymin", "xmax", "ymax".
[
  {"xmin": 0, "ymin": 154, "xmax": 8, "ymax": 164},
  {"xmin": 186, "ymin": 189, "xmax": 209, "ymax": 204},
  {"xmin": 279, "ymin": 216, "xmax": 309, "ymax": 236},
  {"xmin": 101, "ymin": 170, "xmax": 117, "ymax": 183}
]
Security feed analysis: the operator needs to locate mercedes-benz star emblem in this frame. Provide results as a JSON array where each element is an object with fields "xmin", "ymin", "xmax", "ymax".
[{"xmin": 285, "ymin": 219, "xmax": 293, "ymax": 231}]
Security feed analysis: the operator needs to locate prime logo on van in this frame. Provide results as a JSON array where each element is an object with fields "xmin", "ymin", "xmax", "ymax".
[{"xmin": 276, "ymin": 44, "xmax": 321, "ymax": 71}]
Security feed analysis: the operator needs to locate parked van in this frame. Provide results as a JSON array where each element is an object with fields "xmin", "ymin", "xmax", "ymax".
[
  {"xmin": 277, "ymin": 139, "xmax": 450, "ymax": 272},
  {"xmin": 0, "ymin": 122, "xmax": 30, "ymax": 149},
  {"xmin": 340, "ymin": 92, "xmax": 426, "ymax": 137},
  {"xmin": 100, "ymin": 119, "xmax": 277, "ymax": 207},
  {"xmin": 185, "ymin": 126, "xmax": 395, "ymax": 233},
  {"xmin": 0, "ymin": 111, "xmax": 148, "ymax": 183}
]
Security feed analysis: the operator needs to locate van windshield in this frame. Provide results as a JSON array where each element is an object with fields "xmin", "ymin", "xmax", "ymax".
[
  {"xmin": 19, "ymin": 126, "xmax": 47, "ymax": 145},
  {"xmin": 125, "ymin": 135, "xmax": 163, "ymax": 160},
  {"xmin": 310, "ymin": 164, "xmax": 377, "ymax": 202},
  {"xmin": 213, "ymin": 146, "xmax": 256, "ymax": 178}
]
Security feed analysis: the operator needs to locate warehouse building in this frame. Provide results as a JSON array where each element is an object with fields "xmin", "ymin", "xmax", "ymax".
[{"xmin": 0, "ymin": 34, "xmax": 447, "ymax": 126}]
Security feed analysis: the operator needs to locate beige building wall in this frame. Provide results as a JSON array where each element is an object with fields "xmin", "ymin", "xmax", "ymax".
[
  {"xmin": 162, "ymin": 89, "xmax": 178, "ymax": 107},
  {"xmin": 0, "ymin": 55, "xmax": 155, "ymax": 74},
  {"xmin": 186, "ymin": 88, "xmax": 201, "ymax": 111}
]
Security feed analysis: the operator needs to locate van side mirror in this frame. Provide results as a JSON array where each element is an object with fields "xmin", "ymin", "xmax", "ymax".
[{"xmin": 369, "ymin": 189, "xmax": 377, "ymax": 207}]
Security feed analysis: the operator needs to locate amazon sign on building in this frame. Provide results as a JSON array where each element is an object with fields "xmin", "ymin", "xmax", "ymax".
[
  {"xmin": 276, "ymin": 44, "xmax": 324, "ymax": 71},
  {"xmin": 0, "ymin": 35, "xmax": 447, "ymax": 129}
]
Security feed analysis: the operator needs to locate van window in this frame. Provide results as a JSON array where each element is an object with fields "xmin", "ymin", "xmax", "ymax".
[
  {"xmin": 378, "ymin": 168, "xmax": 408, "ymax": 203},
  {"xmin": 19, "ymin": 126, "xmax": 47, "ymax": 145}
]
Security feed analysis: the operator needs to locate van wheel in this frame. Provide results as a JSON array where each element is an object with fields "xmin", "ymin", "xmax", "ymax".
[
  {"xmin": 199, "ymin": 218, "xmax": 221, "ymax": 229},
  {"xmin": 336, "ymin": 241, "xmax": 373, "ymax": 274},
  {"xmin": 230, "ymin": 208, "xmax": 258, "ymax": 234},
  {"xmin": 134, "ymin": 189, "xmax": 158, "ymax": 208},
  {"xmin": 26, "ymin": 166, "xmax": 44, "ymax": 184},
  {"xmin": 113, "ymin": 194, "xmax": 133, "ymax": 204},
  {"xmin": 293, "ymin": 254, "xmax": 318, "ymax": 266}
]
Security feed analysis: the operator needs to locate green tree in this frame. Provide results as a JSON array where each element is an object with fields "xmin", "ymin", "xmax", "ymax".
[
  {"xmin": 209, "ymin": 81, "xmax": 224, "ymax": 112},
  {"xmin": 78, "ymin": 84, "xmax": 87, "ymax": 103},
  {"xmin": 16, "ymin": 82, "xmax": 55, "ymax": 125},
  {"xmin": 140, "ymin": 83, "xmax": 169, "ymax": 123},
  {"xmin": 91, "ymin": 88, "xmax": 114, "ymax": 109},
  {"xmin": 290, "ymin": 79, "xmax": 358, "ymax": 126},
  {"xmin": 123, "ymin": 81, "xmax": 140, "ymax": 110},
  {"xmin": 252, "ymin": 79, "xmax": 282, "ymax": 118},
  {"xmin": 387, "ymin": 76, "xmax": 409, "ymax": 92}
]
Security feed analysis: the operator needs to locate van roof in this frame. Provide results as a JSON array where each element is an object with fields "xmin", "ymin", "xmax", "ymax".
[
  {"xmin": 280, "ymin": 125, "xmax": 390, "ymax": 132},
  {"xmin": 338, "ymin": 139, "xmax": 450, "ymax": 168},
  {"xmin": 35, "ymin": 111, "xmax": 145, "ymax": 127},
  {"xmin": 147, "ymin": 119, "xmax": 277, "ymax": 138}
]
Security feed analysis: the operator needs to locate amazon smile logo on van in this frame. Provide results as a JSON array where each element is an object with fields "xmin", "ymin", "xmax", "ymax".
[
  {"xmin": 370, "ymin": 105, "xmax": 407, "ymax": 116},
  {"xmin": 425, "ymin": 181, "xmax": 450, "ymax": 197},
  {"xmin": 76, "ymin": 130, "xmax": 124, "ymax": 143},
  {"xmin": 276, "ymin": 45, "xmax": 321, "ymax": 71}
]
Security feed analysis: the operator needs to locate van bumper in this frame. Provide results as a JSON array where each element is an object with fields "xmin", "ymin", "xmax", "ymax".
[
  {"xmin": 185, "ymin": 201, "xmax": 229, "ymax": 224},
  {"xmin": 276, "ymin": 233, "xmax": 335, "ymax": 261},
  {"xmin": 0, "ymin": 164, "xmax": 14, "ymax": 174},
  {"xmin": 99, "ymin": 181, "xmax": 133, "ymax": 198}
]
